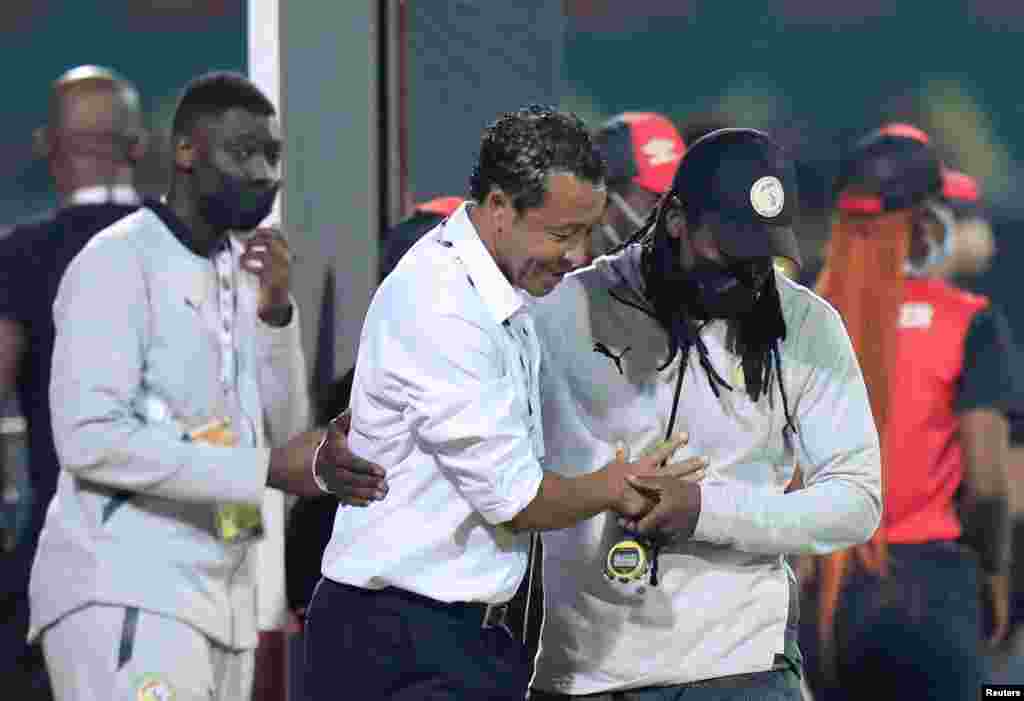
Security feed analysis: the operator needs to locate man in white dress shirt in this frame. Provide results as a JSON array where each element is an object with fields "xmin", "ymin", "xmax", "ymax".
[
  {"xmin": 327, "ymin": 128, "xmax": 882, "ymax": 700},
  {"xmin": 304, "ymin": 105, "xmax": 699, "ymax": 701}
]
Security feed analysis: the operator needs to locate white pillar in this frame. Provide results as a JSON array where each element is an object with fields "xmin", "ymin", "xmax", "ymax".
[
  {"xmin": 247, "ymin": 0, "xmax": 289, "ymax": 635},
  {"xmin": 246, "ymin": 0, "xmax": 380, "ymax": 636}
]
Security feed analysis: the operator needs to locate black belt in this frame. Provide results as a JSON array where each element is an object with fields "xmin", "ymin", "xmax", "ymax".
[{"xmin": 327, "ymin": 579, "xmax": 510, "ymax": 630}]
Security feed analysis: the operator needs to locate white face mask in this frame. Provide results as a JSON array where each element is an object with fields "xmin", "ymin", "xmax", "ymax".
[
  {"xmin": 600, "ymin": 190, "xmax": 651, "ymax": 250},
  {"xmin": 904, "ymin": 201, "xmax": 955, "ymax": 277}
]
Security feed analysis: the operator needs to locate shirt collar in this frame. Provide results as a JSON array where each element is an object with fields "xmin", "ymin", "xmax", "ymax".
[
  {"xmin": 146, "ymin": 197, "xmax": 228, "ymax": 260},
  {"xmin": 66, "ymin": 185, "xmax": 140, "ymax": 207},
  {"xmin": 438, "ymin": 202, "xmax": 524, "ymax": 325}
]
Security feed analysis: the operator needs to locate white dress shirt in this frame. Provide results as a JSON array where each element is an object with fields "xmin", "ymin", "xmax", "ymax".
[
  {"xmin": 530, "ymin": 245, "xmax": 882, "ymax": 693},
  {"xmin": 321, "ymin": 203, "xmax": 545, "ymax": 605}
]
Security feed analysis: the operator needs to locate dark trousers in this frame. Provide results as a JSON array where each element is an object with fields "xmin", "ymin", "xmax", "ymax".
[
  {"xmin": 829, "ymin": 541, "xmax": 983, "ymax": 701},
  {"xmin": 304, "ymin": 577, "xmax": 531, "ymax": 700}
]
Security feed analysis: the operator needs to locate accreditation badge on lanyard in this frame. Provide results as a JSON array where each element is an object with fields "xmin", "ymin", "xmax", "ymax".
[{"xmin": 202, "ymin": 241, "xmax": 264, "ymax": 545}]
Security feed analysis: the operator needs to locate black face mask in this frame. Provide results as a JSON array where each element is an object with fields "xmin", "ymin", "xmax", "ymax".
[
  {"xmin": 687, "ymin": 257, "xmax": 771, "ymax": 319},
  {"xmin": 199, "ymin": 173, "xmax": 279, "ymax": 232}
]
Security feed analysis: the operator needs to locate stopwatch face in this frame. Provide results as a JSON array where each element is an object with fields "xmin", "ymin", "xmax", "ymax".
[
  {"xmin": 610, "ymin": 548, "xmax": 640, "ymax": 573},
  {"xmin": 605, "ymin": 540, "xmax": 648, "ymax": 581}
]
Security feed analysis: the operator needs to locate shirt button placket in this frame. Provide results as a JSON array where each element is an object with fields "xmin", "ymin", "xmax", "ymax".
[{"xmin": 216, "ymin": 250, "xmax": 234, "ymax": 391}]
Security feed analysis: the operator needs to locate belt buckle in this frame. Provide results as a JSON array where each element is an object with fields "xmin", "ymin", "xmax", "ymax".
[{"xmin": 481, "ymin": 603, "xmax": 508, "ymax": 630}]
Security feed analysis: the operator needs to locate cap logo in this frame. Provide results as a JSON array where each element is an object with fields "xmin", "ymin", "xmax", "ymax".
[
  {"xmin": 641, "ymin": 138, "xmax": 682, "ymax": 167},
  {"xmin": 750, "ymin": 176, "xmax": 785, "ymax": 218}
]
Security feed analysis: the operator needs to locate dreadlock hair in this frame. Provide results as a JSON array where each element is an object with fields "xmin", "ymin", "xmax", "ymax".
[{"xmin": 609, "ymin": 195, "xmax": 796, "ymax": 434}]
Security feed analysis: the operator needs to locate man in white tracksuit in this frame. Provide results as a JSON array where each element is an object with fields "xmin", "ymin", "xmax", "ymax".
[{"xmin": 29, "ymin": 72, "xmax": 315, "ymax": 701}]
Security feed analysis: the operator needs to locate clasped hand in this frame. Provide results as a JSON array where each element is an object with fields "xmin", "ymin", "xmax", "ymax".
[{"xmin": 606, "ymin": 434, "xmax": 707, "ymax": 541}]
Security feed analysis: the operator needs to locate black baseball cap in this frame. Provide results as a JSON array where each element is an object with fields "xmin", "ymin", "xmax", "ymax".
[
  {"xmin": 835, "ymin": 123, "xmax": 943, "ymax": 214},
  {"xmin": 669, "ymin": 128, "xmax": 802, "ymax": 267}
]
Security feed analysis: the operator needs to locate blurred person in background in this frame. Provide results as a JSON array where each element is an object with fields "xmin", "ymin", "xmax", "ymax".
[
  {"xmin": 0, "ymin": 64, "xmax": 147, "ymax": 701},
  {"xmin": 934, "ymin": 168, "xmax": 996, "ymax": 281},
  {"xmin": 378, "ymin": 195, "xmax": 462, "ymax": 280},
  {"xmin": 943, "ymin": 166, "xmax": 1024, "ymax": 683},
  {"xmin": 995, "ymin": 428, "xmax": 1024, "ymax": 685},
  {"xmin": 590, "ymin": 112, "xmax": 685, "ymax": 258},
  {"xmin": 988, "ymin": 411, "xmax": 1024, "ymax": 683},
  {"xmin": 811, "ymin": 123, "xmax": 1016, "ymax": 701},
  {"xmin": 937, "ymin": 169, "xmax": 1024, "ymax": 687},
  {"xmin": 26, "ymin": 71, "xmax": 334, "ymax": 701}
]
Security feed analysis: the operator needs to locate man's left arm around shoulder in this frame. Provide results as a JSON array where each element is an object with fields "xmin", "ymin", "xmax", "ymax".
[{"xmin": 623, "ymin": 308, "xmax": 883, "ymax": 554}]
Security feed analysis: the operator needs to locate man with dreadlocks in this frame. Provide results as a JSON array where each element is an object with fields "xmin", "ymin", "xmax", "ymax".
[
  {"xmin": 524, "ymin": 127, "xmax": 880, "ymax": 701},
  {"xmin": 325, "ymin": 128, "xmax": 881, "ymax": 699},
  {"xmin": 811, "ymin": 124, "xmax": 1017, "ymax": 701}
]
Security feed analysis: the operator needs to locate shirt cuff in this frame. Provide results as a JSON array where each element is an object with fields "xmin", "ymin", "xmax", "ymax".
[
  {"xmin": 692, "ymin": 481, "xmax": 740, "ymax": 546},
  {"xmin": 256, "ymin": 295, "xmax": 301, "ymax": 352}
]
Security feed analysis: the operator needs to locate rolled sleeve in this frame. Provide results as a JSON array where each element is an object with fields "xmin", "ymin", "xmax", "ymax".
[
  {"xmin": 413, "ymin": 374, "xmax": 544, "ymax": 525},
  {"xmin": 369, "ymin": 297, "xmax": 543, "ymax": 526},
  {"xmin": 693, "ymin": 299, "xmax": 882, "ymax": 554},
  {"xmin": 50, "ymin": 237, "xmax": 270, "ymax": 507}
]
